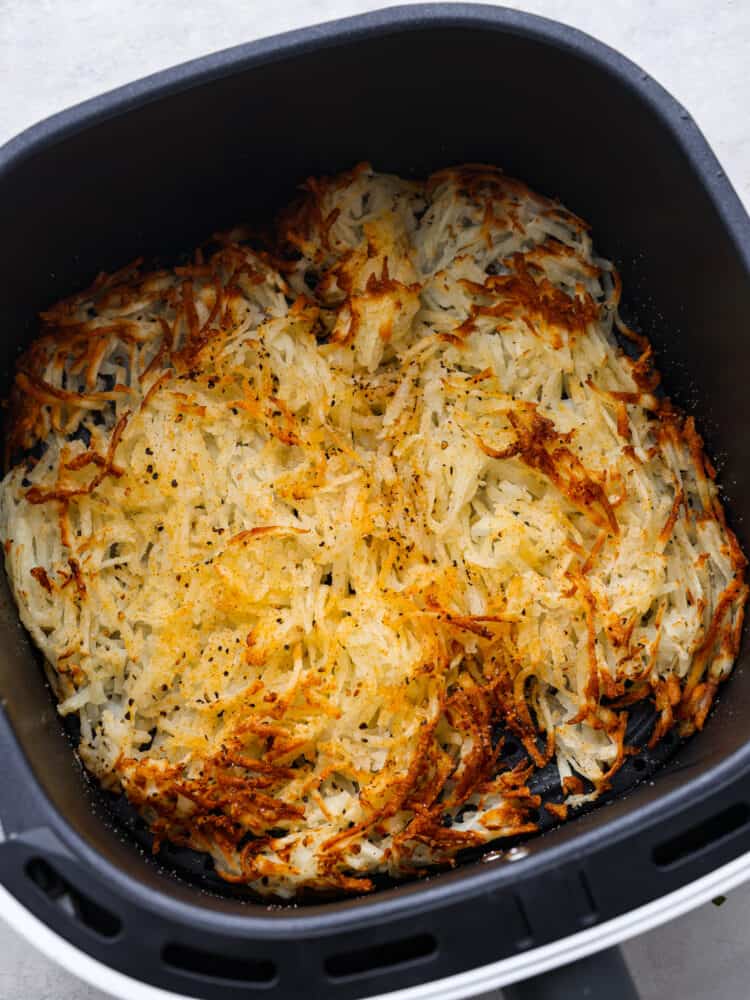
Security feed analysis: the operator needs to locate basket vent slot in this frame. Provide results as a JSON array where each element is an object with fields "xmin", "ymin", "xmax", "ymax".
[
  {"xmin": 25, "ymin": 857, "xmax": 121, "ymax": 938},
  {"xmin": 513, "ymin": 894, "xmax": 534, "ymax": 949},
  {"xmin": 652, "ymin": 802, "xmax": 750, "ymax": 868},
  {"xmin": 162, "ymin": 943, "xmax": 277, "ymax": 985},
  {"xmin": 577, "ymin": 869, "xmax": 598, "ymax": 926},
  {"xmin": 325, "ymin": 933, "xmax": 437, "ymax": 980}
]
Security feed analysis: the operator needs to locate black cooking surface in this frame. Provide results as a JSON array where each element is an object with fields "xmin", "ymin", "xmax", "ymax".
[{"xmin": 60, "ymin": 694, "xmax": 677, "ymax": 902}]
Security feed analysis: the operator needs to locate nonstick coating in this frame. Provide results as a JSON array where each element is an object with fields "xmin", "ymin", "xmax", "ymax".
[{"xmin": 0, "ymin": 6, "xmax": 749, "ymax": 999}]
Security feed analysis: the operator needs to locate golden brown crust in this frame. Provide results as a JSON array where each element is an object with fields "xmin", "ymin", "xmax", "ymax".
[{"xmin": 1, "ymin": 163, "xmax": 745, "ymax": 898}]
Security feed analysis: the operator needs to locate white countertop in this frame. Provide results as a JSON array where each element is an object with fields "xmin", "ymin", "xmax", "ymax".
[{"xmin": 0, "ymin": 1, "xmax": 749, "ymax": 998}]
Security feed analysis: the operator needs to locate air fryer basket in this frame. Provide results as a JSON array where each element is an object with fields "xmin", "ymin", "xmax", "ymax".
[{"xmin": 1, "ymin": 5, "xmax": 749, "ymax": 999}]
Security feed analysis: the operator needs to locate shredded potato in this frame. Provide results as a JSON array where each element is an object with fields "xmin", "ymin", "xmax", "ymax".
[{"xmin": 1, "ymin": 163, "xmax": 745, "ymax": 897}]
